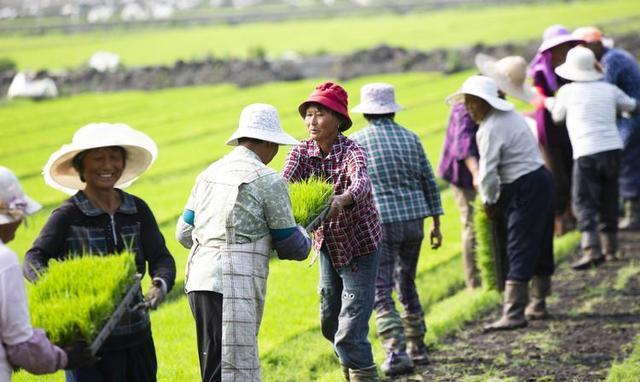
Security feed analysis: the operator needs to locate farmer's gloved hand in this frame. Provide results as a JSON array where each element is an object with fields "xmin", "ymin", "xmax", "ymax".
[
  {"xmin": 63, "ymin": 341, "xmax": 98, "ymax": 370},
  {"xmin": 145, "ymin": 278, "xmax": 167, "ymax": 310}
]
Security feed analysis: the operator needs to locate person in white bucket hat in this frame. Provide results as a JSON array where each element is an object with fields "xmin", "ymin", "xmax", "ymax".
[
  {"xmin": 24, "ymin": 123, "xmax": 176, "ymax": 382},
  {"xmin": 573, "ymin": 26, "xmax": 640, "ymax": 231},
  {"xmin": 447, "ymin": 75, "xmax": 555, "ymax": 331},
  {"xmin": 350, "ymin": 83, "xmax": 443, "ymax": 376},
  {"xmin": 0, "ymin": 167, "xmax": 96, "ymax": 381},
  {"xmin": 176, "ymin": 103, "xmax": 310, "ymax": 382},
  {"xmin": 545, "ymin": 45, "xmax": 638, "ymax": 270}
]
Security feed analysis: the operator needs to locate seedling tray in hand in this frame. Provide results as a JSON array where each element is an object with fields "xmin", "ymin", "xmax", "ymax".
[{"xmin": 89, "ymin": 273, "xmax": 142, "ymax": 355}]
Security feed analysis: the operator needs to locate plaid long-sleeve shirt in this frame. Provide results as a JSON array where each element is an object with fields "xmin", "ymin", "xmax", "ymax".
[
  {"xmin": 282, "ymin": 134, "xmax": 382, "ymax": 268},
  {"xmin": 350, "ymin": 118, "xmax": 443, "ymax": 224}
]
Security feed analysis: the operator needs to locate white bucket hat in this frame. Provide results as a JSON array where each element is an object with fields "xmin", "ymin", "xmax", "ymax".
[
  {"xmin": 351, "ymin": 83, "xmax": 403, "ymax": 114},
  {"xmin": 0, "ymin": 166, "xmax": 41, "ymax": 224},
  {"xmin": 555, "ymin": 46, "xmax": 603, "ymax": 82},
  {"xmin": 226, "ymin": 103, "xmax": 299, "ymax": 146},
  {"xmin": 446, "ymin": 75, "xmax": 514, "ymax": 111},
  {"xmin": 475, "ymin": 54, "xmax": 536, "ymax": 103},
  {"xmin": 44, "ymin": 123, "xmax": 158, "ymax": 194}
]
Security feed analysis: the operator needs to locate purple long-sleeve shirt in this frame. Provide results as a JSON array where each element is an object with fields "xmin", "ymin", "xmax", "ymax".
[{"xmin": 438, "ymin": 103, "xmax": 479, "ymax": 189}]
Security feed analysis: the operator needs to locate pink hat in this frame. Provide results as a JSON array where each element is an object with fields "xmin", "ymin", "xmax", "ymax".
[
  {"xmin": 538, "ymin": 25, "xmax": 583, "ymax": 53},
  {"xmin": 298, "ymin": 82, "xmax": 352, "ymax": 131}
]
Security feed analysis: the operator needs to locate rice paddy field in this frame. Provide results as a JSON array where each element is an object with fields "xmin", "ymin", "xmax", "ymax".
[
  {"xmin": 0, "ymin": 0, "xmax": 638, "ymax": 70},
  {"xmin": 2, "ymin": 0, "xmax": 638, "ymax": 380}
]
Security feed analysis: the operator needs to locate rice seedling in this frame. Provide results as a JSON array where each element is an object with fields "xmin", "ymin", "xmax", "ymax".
[
  {"xmin": 288, "ymin": 177, "xmax": 333, "ymax": 227},
  {"xmin": 473, "ymin": 198, "xmax": 499, "ymax": 291},
  {"xmin": 27, "ymin": 252, "xmax": 137, "ymax": 346}
]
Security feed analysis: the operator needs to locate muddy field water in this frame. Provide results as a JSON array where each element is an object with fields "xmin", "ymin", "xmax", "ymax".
[{"xmin": 388, "ymin": 231, "xmax": 640, "ymax": 382}]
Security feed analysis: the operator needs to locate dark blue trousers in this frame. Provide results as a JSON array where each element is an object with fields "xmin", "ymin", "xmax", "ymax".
[{"xmin": 498, "ymin": 166, "xmax": 555, "ymax": 281}]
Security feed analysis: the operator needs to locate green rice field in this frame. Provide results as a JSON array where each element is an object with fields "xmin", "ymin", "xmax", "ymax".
[{"xmin": 1, "ymin": 0, "xmax": 638, "ymax": 70}]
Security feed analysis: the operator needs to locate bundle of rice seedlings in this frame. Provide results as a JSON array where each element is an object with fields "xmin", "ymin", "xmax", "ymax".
[
  {"xmin": 473, "ymin": 198, "xmax": 499, "ymax": 291},
  {"xmin": 288, "ymin": 177, "xmax": 333, "ymax": 227},
  {"xmin": 28, "ymin": 252, "xmax": 137, "ymax": 346}
]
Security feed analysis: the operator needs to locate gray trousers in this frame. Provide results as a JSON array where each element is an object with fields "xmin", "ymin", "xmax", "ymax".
[{"xmin": 452, "ymin": 185, "xmax": 480, "ymax": 288}]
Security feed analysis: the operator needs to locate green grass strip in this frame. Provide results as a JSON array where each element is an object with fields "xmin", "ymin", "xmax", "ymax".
[
  {"xmin": 28, "ymin": 252, "xmax": 137, "ymax": 346},
  {"xmin": 606, "ymin": 334, "xmax": 640, "ymax": 382},
  {"xmin": 288, "ymin": 177, "xmax": 333, "ymax": 227}
]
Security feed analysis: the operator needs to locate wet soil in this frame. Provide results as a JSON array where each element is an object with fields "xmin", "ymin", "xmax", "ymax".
[{"xmin": 389, "ymin": 231, "xmax": 640, "ymax": 382}]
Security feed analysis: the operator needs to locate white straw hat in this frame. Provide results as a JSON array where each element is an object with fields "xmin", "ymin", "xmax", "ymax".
[
  {"xmin": 555, "ymin": 46, "xmax": 603, "ymax": 82},
  {"xmin": 0, "ymin": 166, "xmax": 41, "ymax": 224},
  {"xmin": 351, "ymin": 83, "xmax": 403, "ymax": 114},
  {"xmin": 475, "ymin": 54, "xmax": 536, "ymax": 103},
  {"xmin": 226, "ymin": 103, "xmax": 299, "ymax": 146},
  {"xmin": 446, "ymin": 75, "xmax": 515, "ymax": 111},
  {"xmin": 43, "ymin": 123, "xmax": 158, "ymax": 194}
]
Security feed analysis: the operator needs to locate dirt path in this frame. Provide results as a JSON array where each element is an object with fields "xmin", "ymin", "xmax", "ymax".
[{"xmin": 389, "ymin": 231, "xmax": 640, "ymax": 382}]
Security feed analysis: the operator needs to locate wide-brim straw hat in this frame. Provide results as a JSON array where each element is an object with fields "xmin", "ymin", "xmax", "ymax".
[
  {"xmin": 446, "ymin": 75, "xmax": 514, "ymax": 112},
  {"xmin": 555, "ymin": 45, "xmax": 603, "ymax": 82},
  {"xmin": 351, "ymin": 83, "xmax": 403, "ymax": 114},
  {"xmin": 0, "ymin": 166, "xmax": 41, "ymax": 224},
  {"xmin": 538, "ymin": 24, "xmax": 584, "ymax": 53},
  {"xmin": 226, "ymin": 103, "xmax": 299, "ymax": 146},
  {"xmin": 475, "ymin": 53, "xmax": 536, "ymax": 103},
  {"xmin": 44, "ymin": 123, "xmax": 158, "ymax": 194}
]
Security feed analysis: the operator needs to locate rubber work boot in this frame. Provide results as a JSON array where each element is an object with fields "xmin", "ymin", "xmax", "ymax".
[
  {"xmin": 571, "ymin": 246, "xmax": 604, "ymax": 270},
  {"xmin": 349, "ymin": 365, "xmax": 380, "ymax": 382},
  {"xmin": 525, "ymin": 275, "xmax": 551, "ymax": 320},
  {"xmin": 619, "ymin": 198, "xmax": 640, "ymax": 230},
  {"xmin": 483, "ymin": 280, "xmax": 528, "ymax": 332},
  {"xmin": 342, "ymin": 365, "xmax": 350, "ymax": 381},
  {"xmin": 401, "ymin": 312, "xmax": 430, "ymax": 365},
  {"xmin": 601, "ymin": 232, "xmax": 619, "ymax": 262},
  {"xmin": 378, "ymin": 327, "xmax": 414, "ymax": 376}
]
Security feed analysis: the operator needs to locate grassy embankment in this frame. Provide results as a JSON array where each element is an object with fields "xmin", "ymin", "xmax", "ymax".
[{"xmin": 1, "ymin": 0, "xmax": 639, "ymax": 70}]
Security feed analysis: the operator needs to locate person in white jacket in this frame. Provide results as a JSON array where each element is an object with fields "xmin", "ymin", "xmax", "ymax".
[{"xmin": 0, "ymin": 166, "xmax": 93, "ymax": 381}]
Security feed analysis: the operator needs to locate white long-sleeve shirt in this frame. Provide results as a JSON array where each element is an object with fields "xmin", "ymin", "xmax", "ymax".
[
  {"xmin": 476, "ymin": 109, "xmax": 545, "ymax": 204},
  {"xmin": 549, "ymin": 81, "xmax": 637, "ymax": 159}
]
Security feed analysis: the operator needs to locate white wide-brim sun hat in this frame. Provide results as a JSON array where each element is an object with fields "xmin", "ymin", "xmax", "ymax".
[
  {"xmin": 475, "ymin": 53, "xmax": 536, "ymax": 103},
  {"xmin": 226, "ymin": 103, "xmax": 299, "ymax": 146},
  {"xmin": 0, "ymin": 166, "xmax": 42, "ymax": 224},
  {"xmin": 446, "ymin": 75, "xmax": 515, "ymax": 112},
  {"xmin": 351, "ymin": 83, "xmax": 404, "ymax": 114},
  {"xmin": 555, "ymin": 45, "xmax": 603, "ymax": 82},
  {"xmin": 44, "ymin": 123, "xmax": 158, "ymax": 194}
]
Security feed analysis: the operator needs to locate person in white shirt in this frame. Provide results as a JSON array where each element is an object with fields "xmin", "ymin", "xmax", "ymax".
[
  {"xmin": 546, "ymin": 46, "xmax": 638, "ymax": 269},
  {"xmin": 0, "ymin": 166, "xmax": 94, "ymax": 381},
  {"xmin": 447, "ymin": 76, "xmax": 555, "ymax": 332}
]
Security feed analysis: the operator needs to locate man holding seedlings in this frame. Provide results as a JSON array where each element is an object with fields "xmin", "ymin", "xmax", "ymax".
[
  {"xmin": 176, "ymin": 103, "xmax": 311, "ymax": 382},
  {"xmin": 24, "ymin": 123, "xmax": 177, "ymax": 382},
  {"xmin": 282, "ymin": 82, "xmax": 382, "ymax": 382},
  {"xmin": 0, "ymin": 166, "xmax": 94, "ymax": 380},
  {"xmin": 447, "ymin": 76, "xmax": 554, "ymax": 331},
  {"xmin": 350, "ymin": 83, "xmax": 443, "ymax": 376}
]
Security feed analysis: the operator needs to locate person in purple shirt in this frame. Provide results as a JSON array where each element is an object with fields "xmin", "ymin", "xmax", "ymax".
[
  {"xmin": 573, "ymin": 26, "xmax": 640, "ymax": 233},
  {"xmin": 438, "ymin": 102, "xmax": 481, "ymax": 290},
  {"xmin": 529, "ymin": 25, "xmax": 583, "ymax": 236}
]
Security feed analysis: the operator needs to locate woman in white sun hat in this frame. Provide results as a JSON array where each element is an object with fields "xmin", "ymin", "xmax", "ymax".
[
  {"xmin": 23, "ymin": 123, "xmax": 177, "ymax": 382},
  {"xmin": 447, "ymin": 75, "xmax": 555, "ymax": 331},
  {"xmin": 176, "ymin": 103, "xmax": 311, "ymax": 382},
  {"xmin": 0, "ymin": 166, "xmax": 95, "ymax": 381},
  {"xmin": 545, "ymin": 45, "xmax": 638, "ymax": 270},
  {"xmin": 350, "ymin": 83, "xmax": 443, "ymax": 377}
]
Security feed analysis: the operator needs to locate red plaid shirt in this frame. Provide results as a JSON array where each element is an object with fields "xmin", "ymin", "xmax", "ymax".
[{"xmin": 282, "ymin": 134, "xmax": 382, "ymax": 267}]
